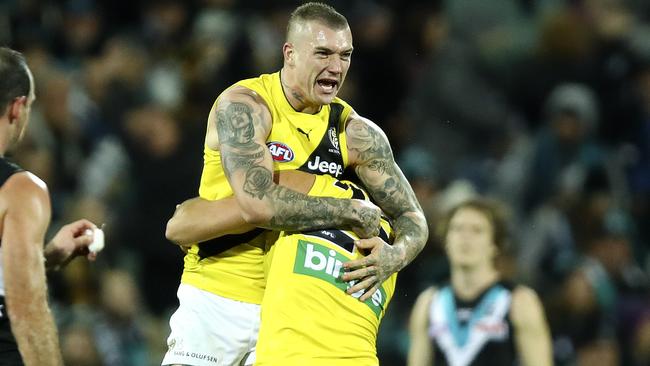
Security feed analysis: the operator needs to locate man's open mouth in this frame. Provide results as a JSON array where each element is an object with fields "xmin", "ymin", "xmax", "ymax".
[{"xmin": 317, "ymin": 79, "xmax": 338, "ymax": 93}]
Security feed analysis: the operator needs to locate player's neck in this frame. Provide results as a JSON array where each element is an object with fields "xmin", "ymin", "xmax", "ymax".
[
  {"xmin": 450, "ymin": 264, "xmax": 499, "ymax": 301},
  {"xmin": 280, "ymin": 68, "xmax": 321, "ymax": 114},
  {"xmin": 0, "ymin": 121, "xmax": 11, "ymax": 157}
]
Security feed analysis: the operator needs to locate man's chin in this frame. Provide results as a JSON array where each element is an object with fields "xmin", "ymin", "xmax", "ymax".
[{"xmin": 317, "ymin": 94, "xmax": 336, "ymax": 105}]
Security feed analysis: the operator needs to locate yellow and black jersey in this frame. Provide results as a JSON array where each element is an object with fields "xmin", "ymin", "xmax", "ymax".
[
  {"xmin": 181, "ymin": 72, "xmax": 355, "ymax": 305},
  {"xmin": 255, "ymin": 174, "xmax": 397, "ymax": 366},
  {"xmin": 244, "ymin": 72, "xmax": 353, "ymax": 178}
]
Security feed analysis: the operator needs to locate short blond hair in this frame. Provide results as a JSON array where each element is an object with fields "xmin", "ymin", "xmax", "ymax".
[{"xmin": 286, "ymin": 2, "xmax": 348, "ymax": 41}]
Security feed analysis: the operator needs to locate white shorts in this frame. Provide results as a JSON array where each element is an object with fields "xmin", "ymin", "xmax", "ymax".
[{"xmin": 161, "ymin": 284, "xmax": 260, "ymax": 366}]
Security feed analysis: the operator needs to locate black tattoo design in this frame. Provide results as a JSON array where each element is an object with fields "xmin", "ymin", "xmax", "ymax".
[
  {"xmin": 216, "ymin": 100, "xmax": 268, "ymax": 182},
  {"xmin": 291, "ymin": 90, "xmax": 305, "ymax": 104},
  {"xmin": 214, "ymin": 98, "xmax": 381, "ymax": 236},
  {"xmin": 393, "ymin": 214, "xmax": 427, "ymax": 262},
  {"xmin": 281, "ymin": 77, "xmax": 306, "ymax": 105},
  {"xmin": 347, "ymin": 117, "xmax": 429, "ymax": 270},
  {"xmin": 222, "ymin": 145, "xmax": 265, "ymax": 173},
  {"xmin": 243, "ymin": 166, "xmax": 273, "ymax": 199},
  {"xmin": 367, "ymin": 159, "xmax": 391, "ymax": 175},
  {"xmin": 267, "ymin": 185, "xmax": 378, "ymax": 234},
  {"xmin": 348, "ymin": 119, "xmax": 418, "ymax": 216},
  {"xmin": 216, "ymin": 103, "xmax": 256, "ymax": 148},
  {"xmin": 353, "ymin": 203, "xmax": 380, "ymax": 237},
  {"xmin": 347, "ymin": 120, "xmax": 390, "ymax": 161}
]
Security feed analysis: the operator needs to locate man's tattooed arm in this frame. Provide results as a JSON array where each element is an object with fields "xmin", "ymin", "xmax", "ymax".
[
  {"xmin": 342, "ymin": 113, "xmax": 429, "ymax": 301},
  {"xmin": 213, "ymin": 88, "xmax": 380, "ymax": 236}
]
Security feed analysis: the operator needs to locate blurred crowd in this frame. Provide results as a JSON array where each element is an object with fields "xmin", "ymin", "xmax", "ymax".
[{"xmin": 2, "ymin": 0, "xmax": 650, "ymax": 365}]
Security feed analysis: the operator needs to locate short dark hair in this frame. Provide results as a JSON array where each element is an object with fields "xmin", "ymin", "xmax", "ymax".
[
  {"xmin": 439, "ymin": 198, "xmax": 509, "ymax": 251},
  {"xmin": 0, "ymin": 47, "xmax": 31, "ymax": 113},
  {"xmin": 287, "ymin": 2, "xmax": 348, "ymax": 40}
]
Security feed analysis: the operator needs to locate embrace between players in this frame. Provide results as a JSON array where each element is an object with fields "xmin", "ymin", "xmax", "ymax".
[
  {"xmin": 0, "ymin": 2, "xmax": 553, "ymax": 366},
  {"xmin": 160, "ymin": 3, "xmax": 428, "ymax": 366}
]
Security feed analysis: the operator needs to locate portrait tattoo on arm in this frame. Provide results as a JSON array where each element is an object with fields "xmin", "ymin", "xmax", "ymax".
[
  {"xmin": 216, "ymin": 101, "xmax": 268, "ymax": 179},
  {"xmin": 214, "ymin": 97, "xmax": 379, "ymax": 234}
]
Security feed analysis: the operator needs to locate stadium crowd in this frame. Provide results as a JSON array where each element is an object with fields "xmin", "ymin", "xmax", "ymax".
[{"xmin": 2, "ymin": 0, "xmax": 650, "ymax": 364}]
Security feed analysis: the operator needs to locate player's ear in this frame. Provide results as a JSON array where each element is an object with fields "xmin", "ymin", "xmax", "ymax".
[
  {"xmin": 283, "ymin": 43, "xmax": 295, "ymax": 66},
  {"xmin": 8, "ymin": 96, "xmax": 27, "ymax": 124}
]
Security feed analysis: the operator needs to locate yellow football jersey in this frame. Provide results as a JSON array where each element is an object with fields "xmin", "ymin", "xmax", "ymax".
[
  {"xmin": 181, "ymin": 72, "xmax": 354, "ymax": 304},
  {"xmin": 247, "ymin": 72, "xmax": 353, "ymax": 177},
  {"xmin": 255, "ymin": 174, "xmax": 397, "ymax": 366}
]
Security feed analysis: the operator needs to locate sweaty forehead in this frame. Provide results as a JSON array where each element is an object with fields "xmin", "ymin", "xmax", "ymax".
[{"xmin": 292, "ymin": 21, "xmax": 352, "ymax": 50}]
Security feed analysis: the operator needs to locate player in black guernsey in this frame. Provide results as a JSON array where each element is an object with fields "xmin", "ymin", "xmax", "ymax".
[
  {"xmin": 408, "ymin": 198, "xmax": 552, "ymax": 366},
  {"xmin": 0, "ymin": 159, "xmax": 25, "ymax": 365},
  {"xmin": 0, "ymin": 47, "xmax": 99, "ymax": 366}
]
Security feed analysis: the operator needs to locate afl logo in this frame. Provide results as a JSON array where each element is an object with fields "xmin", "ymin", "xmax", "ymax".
[{"xmin": 267, "ymin": 142, "xmax": 294, "ymax": 162}]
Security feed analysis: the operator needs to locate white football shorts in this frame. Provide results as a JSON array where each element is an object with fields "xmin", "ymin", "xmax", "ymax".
[{"xmin": 161, "ymin": 283, "xmax": 260, "ymax": 366}]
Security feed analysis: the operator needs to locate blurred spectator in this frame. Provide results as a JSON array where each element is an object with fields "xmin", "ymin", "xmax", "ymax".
[
  {"xmin": 404, "ymin": 2, "xmax": 518, "ymax": 181},
  {"xmin": 93, "ymin": 270, "xmax": 151, "ymax": 366},
  {"xmin": 347, "ymin": 1, "xmax": 407, "ymax": 122},
  {"xmin": 624, "ymin": 54, "xmax": 650, "ymax": 269},
  {"xmin": 524, "ymin": 83, "xmax": 604, "ymax": 210},
  {"xmin": 550, "ymin": 234, "xmax": 622, "ymax": 366},
  {"xmin": 61, "ymin": 321, "xmax": 104, "ymax": 366},
  {"xmin": 120, "ymin": 105, "xmax": 201, "ymax": 315}
]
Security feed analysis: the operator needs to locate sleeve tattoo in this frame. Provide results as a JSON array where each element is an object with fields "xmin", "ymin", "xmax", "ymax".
[
  {"xmin": 348, "ymin": 118, "xmax": 428, "ymax": 263},
  {"xmin": 215, "ymin": 99, "xmax": 376, "ymax": 233}
]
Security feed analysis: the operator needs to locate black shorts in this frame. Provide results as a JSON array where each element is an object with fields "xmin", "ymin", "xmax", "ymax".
[{"xmin": 0, "ymin": 296, "xmax": 23, "ymax": 366}]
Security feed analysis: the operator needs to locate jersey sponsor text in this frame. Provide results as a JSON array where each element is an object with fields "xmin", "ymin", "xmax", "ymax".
[
  {"xmin": 307, "ymin": 156, "xmax": 343, "ymax": 177},
  {"xmin": 293, "ymin": 240, "xmax": 386, "ymax": 317}
]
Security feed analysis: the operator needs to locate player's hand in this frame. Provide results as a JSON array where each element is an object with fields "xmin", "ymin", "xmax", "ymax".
[
  {"xmin": 349, "ymin": 199, "xmax": 381, "ymax": 239},
  {"xmin": 47, "ymin": 219, "xmax": 99, "ymax": 265},
  {"xmin": 341, "ymin": 237, "xmax": 405, "ymax": 302}
]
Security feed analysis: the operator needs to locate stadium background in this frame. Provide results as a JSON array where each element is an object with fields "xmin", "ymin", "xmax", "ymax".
[{"xmin": 2, "ymin": 0, "xmax": 650, "ymax": 364}]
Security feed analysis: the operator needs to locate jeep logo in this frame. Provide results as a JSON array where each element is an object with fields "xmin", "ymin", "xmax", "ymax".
[
  {"xmin": 307, "ymin": 156, "xmax": 343, "ymax": 177},
  {"xmin": 267, "ymin": 142, "xmax": 294, "ymax": 162}
]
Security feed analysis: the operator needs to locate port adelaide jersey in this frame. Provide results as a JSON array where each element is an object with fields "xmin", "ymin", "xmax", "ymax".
[
  {"xmin": 0, "ymin": 158, "xmax": 24, "ymax": 358},
  {"xmin": 429, "ymin": 281, "xmax": 517, "ymax": 366}
]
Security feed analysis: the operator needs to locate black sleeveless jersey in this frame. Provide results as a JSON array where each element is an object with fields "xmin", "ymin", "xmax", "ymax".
[
  {"xmin": 0, "ymin": 157, "xmax": 25, "ymax": 365},
  {"xmin": 430, "ymin": 281, "xmax": 517, "ymax": 366}
]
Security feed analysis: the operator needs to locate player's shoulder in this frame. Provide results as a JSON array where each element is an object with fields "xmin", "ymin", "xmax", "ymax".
[
  {"xmin": 236, "ymin": 72, "xmax": 275, "ymax": 88},
  {"xmin": 345, "ymin": 110, "xmax": 386, "ymax": 136},
  {"xmin": 344, "ymin": 110, "xmax": 392, "ymax": 165},
  {"xmin": 495, "ymin": 280, "xmax": 530, "ymax": 304},
  {"xmin": 415, "ymin": 286, "xmax": 438, "ymax": 309},
  {"xmin": 0, "ymin": 171, "xmax": 48, "ymax": 213},
  {"xmin": 214, "ymin": 72, "xmax": 275, "ymax": 106},
  {"xmin": 511, "ymin": 285, "xmax": 541, "ymax": 307},
  {"xmin": 215, "ymin": 84, "xmax": 272, "ymax": 124},
  {"xmin": 509, "ymin": 284, "xmax": 545, "ymax": 325},
  {"xmin": 2, "ymin": 171, "xmax": 48, "ymax": 198},
  {"xmin": 410, "ymin": 286, "xmax": 438, "ymax": 325},
  {"xmin": 218, "ymin": 84, "xmax": 265, "ymax": 105}
]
